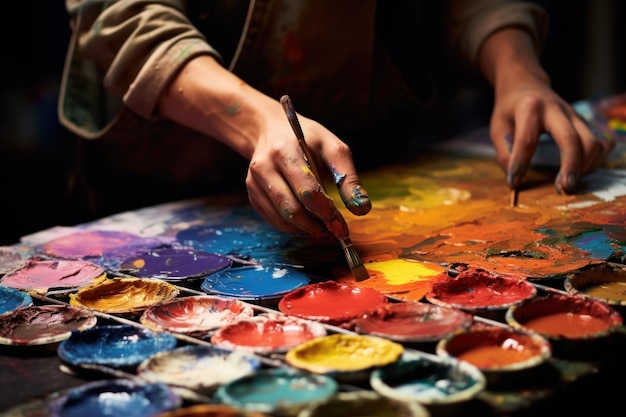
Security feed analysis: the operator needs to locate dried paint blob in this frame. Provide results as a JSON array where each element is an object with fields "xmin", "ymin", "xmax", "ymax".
[
  {"xmin": 214, "ymin": 368, "xmax": 338, "ymax": 416},
  {"xmin": 425, "ymin": 269, "xmax": 536, "ymax": 315},
  {"xmin": 564, "ymin": 263, "xmax": 626, "ymax": 307},
  {"xmin": 0, "ymin": 246, "xmax": 30, "ymax": 275},
  {"xmin": 69, "ymin": 277, "xmax": 179, "ymax": 315},
  {"xmin": 370, "ymin": 354, "xmax": 486, "ymax": 406},
  {"xmin": 58, "ymin": 325, "xmax": 178, "ymax": 369},
  {"xmin": 278, "ymin": 280, "xmax": 388, "ymax": 325},
  {"xmin": 119, "ymin": 247, "xmax": 232, "ymax": 281},
  {"xmin": 353, "ymin": 302, "xmax": 473, "ymax": 343},
  {"xmin": 298, "ymin": 391, "xmax": 430, "ymax": 417},
  {"xmin": 0, "ymin": 304, "xmax": 97, "ymax": 346},
  {"xmin": 285, "ymin": 333, "xmax": 404, "ymax": 375},
  {"xmin": 137, "ymin": 345, "xmax": 261, "ymax": 395},
  {"xmin": 506, "ymin": 294, "xmax": 623, "ymax": 340},
  {"xmin": 201, "ymin": 265, "xmax": 310, "ymax": 301},
  {"xmin": 140, "ymin": 295, "xmax": 254, "ymax": 335},
  {"xmin": 436, "ymin": 326, "xmax": 551, "ymax": 373},
  {"xmin": 1, "ymin": 259, "xmax": 106, "ymax": 294},
  {"xmin": 52, "ymin": 378, "xmax": 181, "ymax": 417},
  {"xmin": 39, "ymin": 230, "xmax": 146, "ymax": 259},
  {"xmin": 0, "ymin": 286, "xmax": 32, "ymax": 315},
  {"xmin": 210, "ymin": 313, "xmax": 327, "ymax": 354}
]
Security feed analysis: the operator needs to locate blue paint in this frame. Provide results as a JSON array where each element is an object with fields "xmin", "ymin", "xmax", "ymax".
[
  {"xmin": 201, "ymin": 265, "xmax": 310, "ymax": 301},
  {"xmin": 54, "ymin": 379, "xmax": 180, "ymax": 417},
  {"xmin": 0, "ymin": 286, "xmax": 32, "ymax": 315},
  {"xmin": 570, "ymin": 230, "xmax": 615, "ymax": 260},
  {"xmin": 215, "ymin": 368, "xmax": 338, "ymax": 414},
  {"xmin": 57, "ymin": 325, "xmax": 177, "ymax": 368}
]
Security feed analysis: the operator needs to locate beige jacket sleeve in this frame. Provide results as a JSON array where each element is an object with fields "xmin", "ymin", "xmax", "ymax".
[
  {"xmin": 446, "ymin": 0, "xmax": 549, "ymax": 70},
  {"xmin": 60, "ymin": 0, "xmax": 221, "ymax": 138}
]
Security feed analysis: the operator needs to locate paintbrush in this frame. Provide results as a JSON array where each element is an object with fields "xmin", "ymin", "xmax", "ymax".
[
  {"xmin": 510, "ymin": 188, "xmax": 518, "ymax": 207},
  {"xmin": 280, "ymin": 95, "xmax": 369, "ymax": 281}
]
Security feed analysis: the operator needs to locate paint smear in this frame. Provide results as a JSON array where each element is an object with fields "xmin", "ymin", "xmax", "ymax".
[
  {"xmin": 210, "ymin": 313, "xmax": 327, "ymax": 353},
  {"xmin": 278, "ymin": 281, "xmax": 388, "ymax": 325},
  {"xmin": 39, "ymin": 230, "xmax": 146, "ymax": 259},
  {"xmin": 1, "ymin": 259, "xmax": 106, "ymax": 294}
]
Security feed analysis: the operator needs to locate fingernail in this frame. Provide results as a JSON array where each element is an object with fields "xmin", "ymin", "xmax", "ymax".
[
  {"xmin": 507, "ymin": 161, "xmax": 528, "ymax": 189},
  {"xmin": 555, "ymin": 172, "xmax": 579, "ymax": 194}
]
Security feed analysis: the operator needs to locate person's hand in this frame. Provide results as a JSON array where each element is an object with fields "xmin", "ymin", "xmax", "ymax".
[
  {"xmin": 157, "ymin": 56, "xmax": 370, "ymax": 237},
  {"xmin": 479, "ymin": 28, "xmax": 614, "ymax": 194},
  {"xmin": 245, "ymin": 103, "xmax": 371, "ymax": 238}
]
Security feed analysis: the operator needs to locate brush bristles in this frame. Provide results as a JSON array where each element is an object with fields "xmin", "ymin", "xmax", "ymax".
[{"xmin": 340, "ymin": 238, "xmax": 370, "ymax": 281}]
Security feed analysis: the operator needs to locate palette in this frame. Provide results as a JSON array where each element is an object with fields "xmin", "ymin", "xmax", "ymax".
[
  {"xmin": 201, "ymin": 265, "xmax": 310, "ymax": 301},
  {"xmin": 140, "ymin": 295, "xmax": 254, "ymax": 335},
  {"xmin": 118, "ymin": 247, "xmax": 232, "ymax": 280},
  {"xmin": 278, "ymin": 280, "xmax": 388, "ymax": 325},
  {"xmin": 210, "ymin": 313, "xmax": 327, "ymax": 354},
  {"xmin": 0, "ymin": 304, "xmax": 97, "ymax": 346}
]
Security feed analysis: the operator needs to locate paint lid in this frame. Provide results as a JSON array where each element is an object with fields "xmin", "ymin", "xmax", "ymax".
[
  {"xmin": 1, "ymin": 259, "xmax": 107, "ymax": 295},
  {"xmin": 297, "ymin": 391, "xmax": 431, "ymax": 417},
  {"xmin": 137, "ymin": 345, "xmax": 261, "ymax": 395},
  {"xmin": 118, "ymin": 247, "xmax": 232, "ymax": 281},
  {"xmin": 201, "ymin": 265, "xmax": 310, "ymax": 301},
  {"xmin": 370, "ymin": 352, "xmax": 486, "ymax": 406},
  {"xmin": 214, "ymin": 367, "xmax": 339, "ymax": 416},
  {"xmin": 140, "ymin": 295, "xmax": 254, "ymax": 335},
  {"xmin": 353, "ymin": 301, "xmax": 473, "ymax": 343},
  {"xmin": 58, "ymin": 324, "xmax": 178, "ymax": 369},
  {"xmin": 278, "ymin": 280, "xmax": 388, "ymax": 325},
  {"xmin": 435, "ymin": 325, "xmax": 551, "ymax": 373},
  {"xmin": 0, "ymin": 304, "xmax": 97, "ymax": 346},
  {"xmin": 285, "ymin": 333, "xmax": 404, "ymax": 376},
  {"xmin": 0, "ymin": 285, "xmax": 32, "ymax": 316},
  {"xmin": 210, "ymin": 313, "xmax": 327, "ymax": 354},
  {"xmin": 69, "ymin": 277, "xmax": 179, "ymax": 315},
  {"xmin": 51, "ymin": 378, "xmax": 181, "ymax": 417}
]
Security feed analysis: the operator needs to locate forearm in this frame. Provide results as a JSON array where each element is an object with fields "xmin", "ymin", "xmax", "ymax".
[
  {"xmin": 156, "ymin": 55, "xmax": 284, "ymax": 160},
  {"xmin": 478, "ymin": 27, "xmax": 550, "ymax": 90}
]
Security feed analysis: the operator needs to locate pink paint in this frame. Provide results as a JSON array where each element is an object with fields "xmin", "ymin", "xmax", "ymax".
[
  {"xmin": 426, "ymin": 268, "xmax": 536, "ymax": 311},
  {"xmin": 278, "ymin": 281, "xmax": 388, "ymax": 325},
  {"xmin": 40, "ymin": 230, "xmax": 143, "ymax": 259},
  {"xmin": 0, "ymin": 259, "xmax": 105, "ymax": 292},
  {"xmin": 353, "ymin": 302, "xmax": 473, "ymax": 342},
  {"xmin": 210, "ymin": 314, "xmax": 327, "ymax": 353}
]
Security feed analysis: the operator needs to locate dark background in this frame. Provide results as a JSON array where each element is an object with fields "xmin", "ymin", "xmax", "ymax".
[{"xmin": 1, "ymin": 1, "xmax": 625, "ymax": 245}]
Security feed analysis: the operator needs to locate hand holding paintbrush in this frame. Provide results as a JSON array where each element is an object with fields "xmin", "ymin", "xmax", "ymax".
[{"xmin": 280, "ymin": 95, "xmax": 370, "ymax": 281}]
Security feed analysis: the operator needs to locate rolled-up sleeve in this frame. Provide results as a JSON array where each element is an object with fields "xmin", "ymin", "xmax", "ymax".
[
  {"xmin": 446, "ymin": 0, "xmax": 548, "ymax": 70},
  {"xmin": 69, "ymin": 0, "xmax": 221, "ymax": 119}
]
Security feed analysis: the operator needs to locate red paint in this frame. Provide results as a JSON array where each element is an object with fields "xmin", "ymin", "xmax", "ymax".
[
  {"xmin": 278, "ymin": 281, "xmax": 388, "ymax": 325},
  {"xmin": 426, "ymin": 268, "xmax": 536, "ymax": 309},
  {"xmin": 522, "ymin": 312, "xmax": 612, "ymax": 337}
]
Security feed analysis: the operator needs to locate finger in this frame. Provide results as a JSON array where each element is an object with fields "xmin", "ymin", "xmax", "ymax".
[
  {"xmin": 322, "ymin": 144, "xmax": 371, "ymax": 216},
  {"xmin": 543, "ymin": 104, "xmax": 583, "ymax": 194},
  {"xmin": 489, "ymin": 115, "xmax": 515, "ymax": 179},
  {"xmin": 507, "ymin": 101, "xmax": 543, "ymax": 189}
]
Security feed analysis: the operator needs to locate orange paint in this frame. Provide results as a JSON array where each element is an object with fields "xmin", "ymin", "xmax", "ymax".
[
  {"xmin": 457, "ymin": 345, "xmax": 539, "ymax": 367},
  {"xmin": 522, "ymin": 312, "xmax": 612, "ymax": 337}
]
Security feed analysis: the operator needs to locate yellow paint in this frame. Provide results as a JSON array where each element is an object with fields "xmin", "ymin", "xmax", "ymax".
[
  {"xmin": 285, "ymin": 334, "xmax": 403, "ymax": 373},
  {"xmin": 133, "ymin": 259, "xmax": 146, "ymax": 268},
  {"xmin": 366, "ymin": 259, "xmax": 442, "ymax": 285}
]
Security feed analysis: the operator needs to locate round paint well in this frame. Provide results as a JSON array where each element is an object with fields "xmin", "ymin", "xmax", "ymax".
[
  {"xmin": 201, "ymin": 265, "xmax": 310, "ymax": 301},
  {"xmin": 436, "ymin": 325, "xmax": 551, "ymax": 386},
  {"xmin": 140, "ymin": 295, "xmax": 254, "ymax": 336},
  {"xmin": 297, "ymin": 391, "xmax": 430, "ymax": 417},
  {"xmin": 0, "ymin": 304, "xmax": 97, "ymax": 346},
  {"xmin": 505, "ymin": 294, "xmax": 623, "ymax": 359},
  {"xmin": 69, "ymin": 277, "xmax": 179, "ymax": 315},
  {"xmin": 425, "ymin": 268, "xmax": 536, "ymax": 319},
  {"xmin": 137, "ymin": 345, "xmax": 261, "ymax": 395},
  {"xmin": 0, "ymin": 285, "xmax": 32, "ymax": 316},
  {"xmin": 39, "ymin": 230, "xmax": 146, "ymax": 259},
  {"xmin": 58, "ymin": 324, "xmax": 178, "ymax": 370},
  {"xmin": 52, "ymin": 378, "xmax": 181, "ymax": 417},
  {"xmin": 284, "ymin": 333, "xmax": 403, "ymax": 379},
  {"xmin": 1, "ymin": 259, "xmax": 106, "ymax": 294},
  {"xmin": 214, "ymin": 367, "xmax": 338, "ymax": 416},
  {"xmin": 119, "ymin": 247, "xmax": 232, "ymax": 281},
  {"xmin": 353, "ymin": 301, "xmax": 473, "ymax": 343},
  {"xmin": 210, "ymin": 313, "xmax": 327, "ymax": 354},
  {"xmin": 564, "ymin": 263, "xmax": 626, "ymax": 309},
  {"xmin": 278, "ymin": 280, "xmax": 388, "ymax": 325},
  {"xmin": 370, "ymin": 353, "xmax": 486, "ymax": 407}
]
